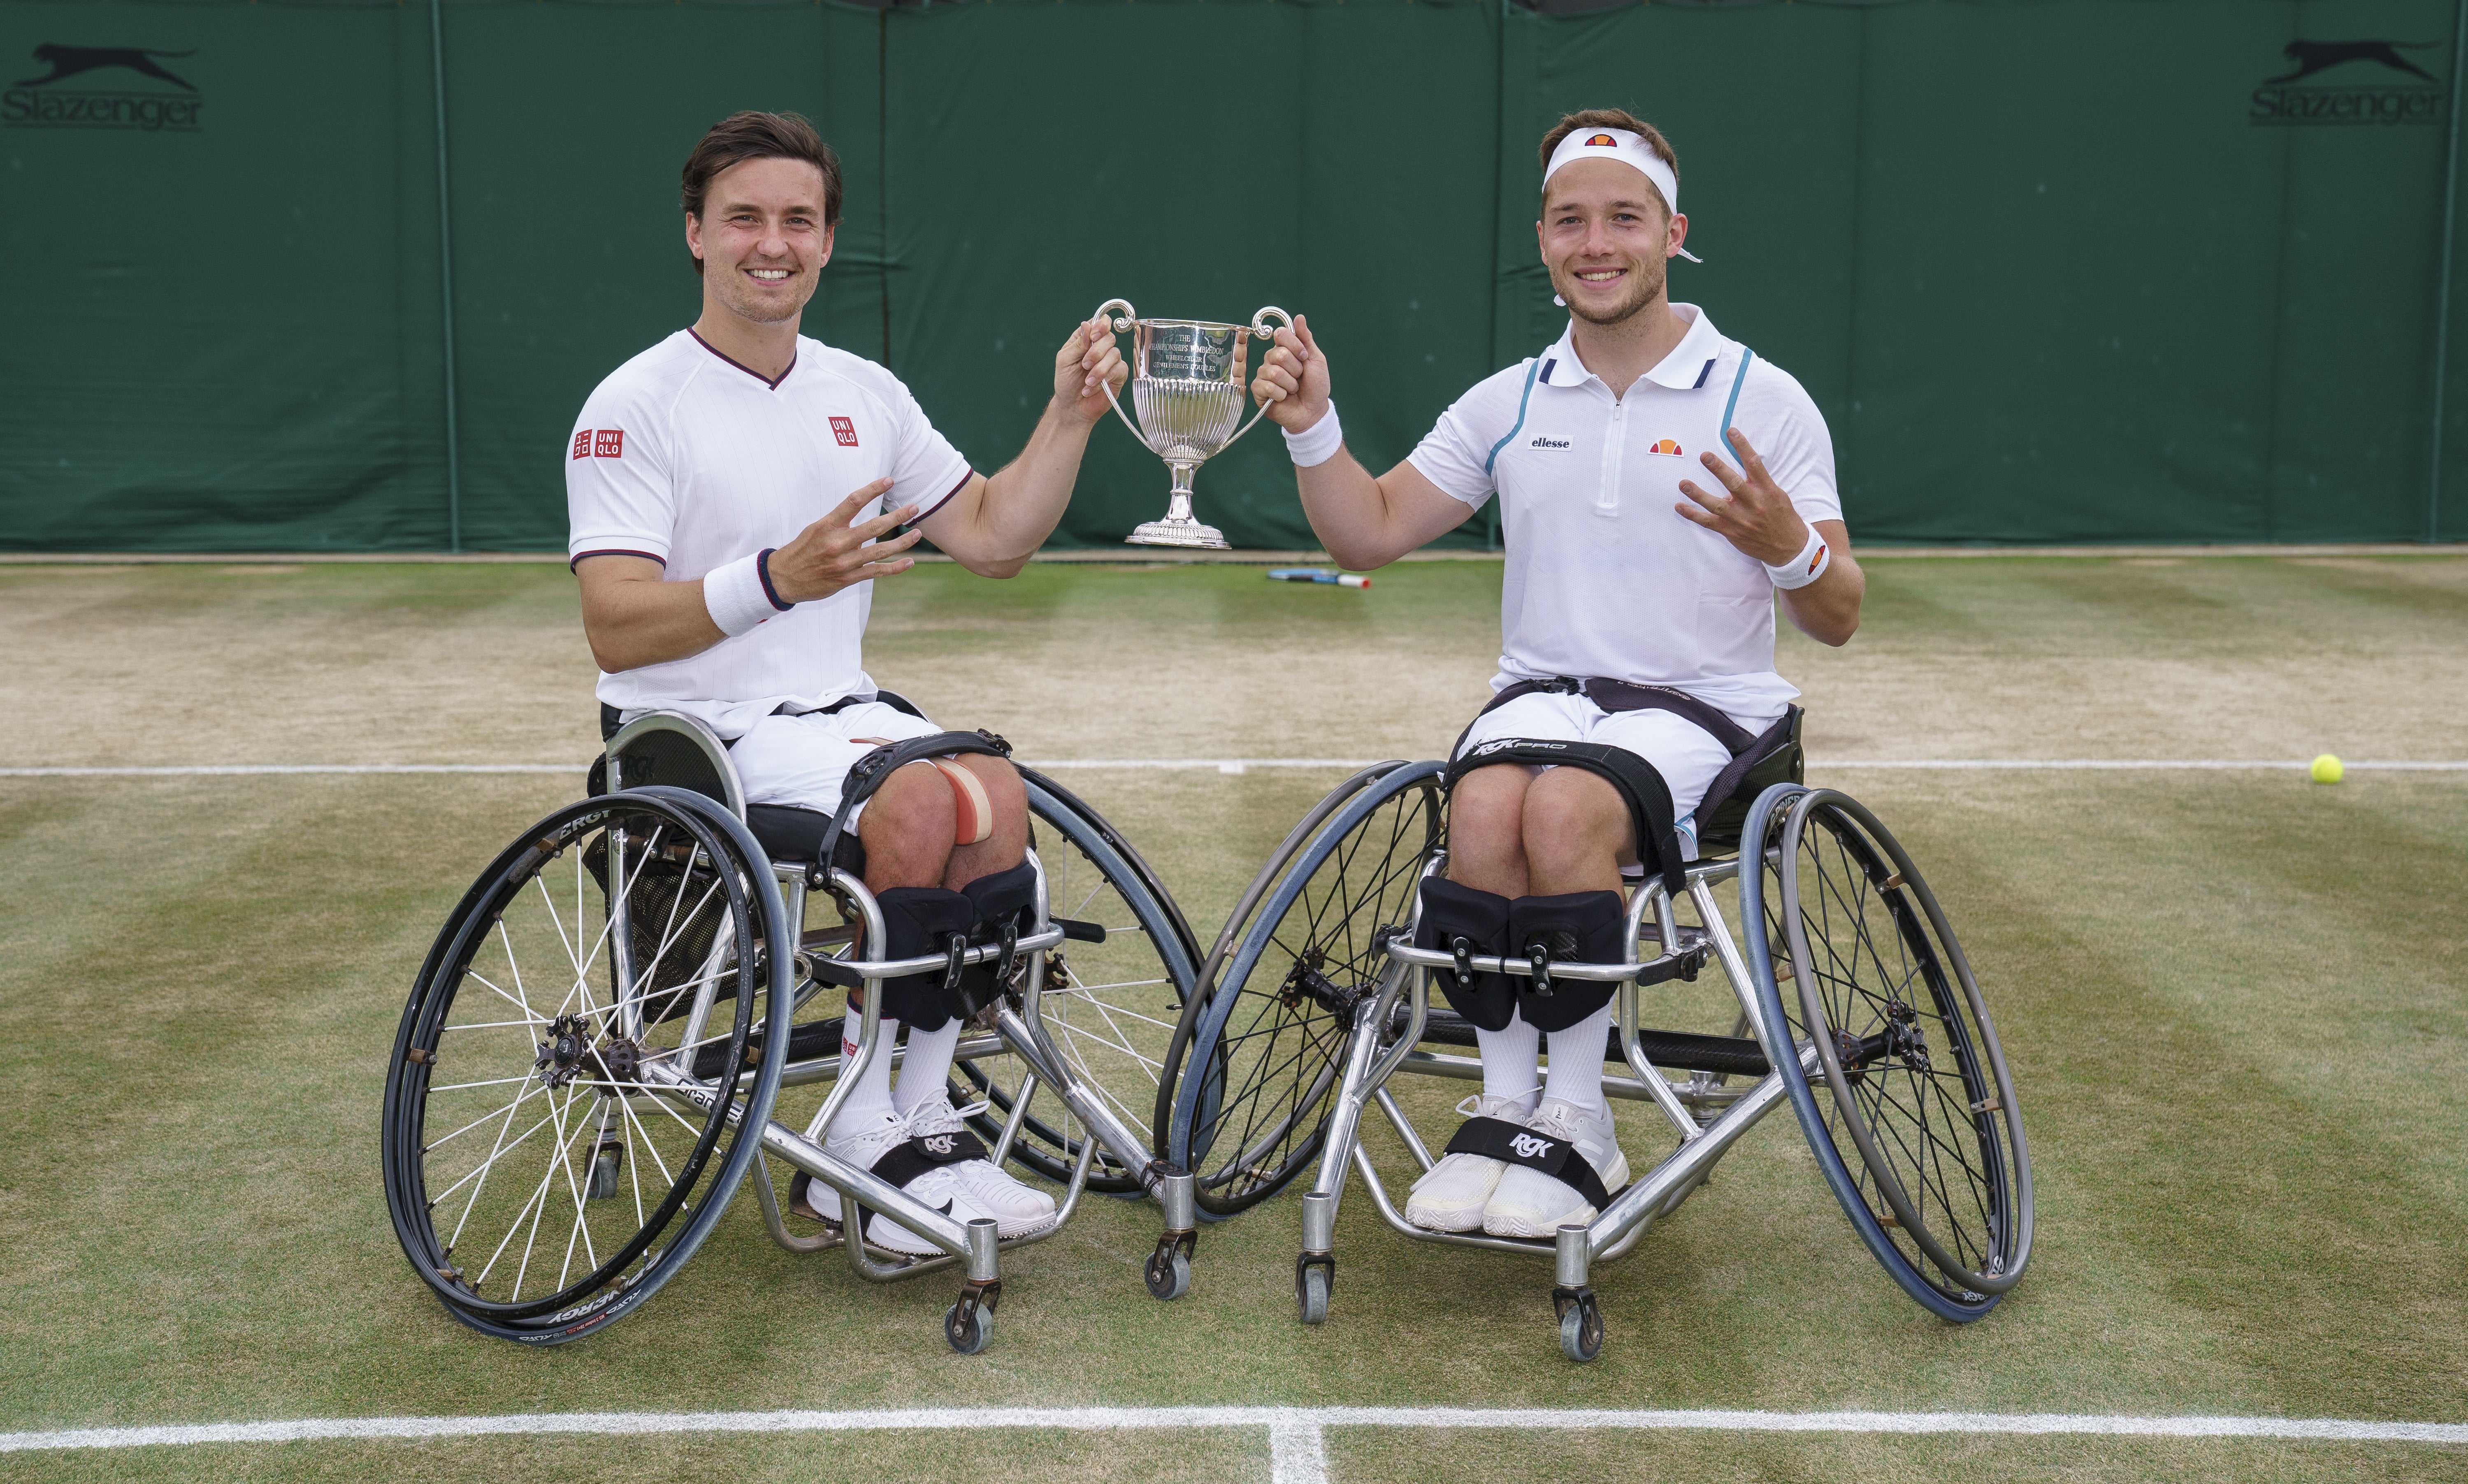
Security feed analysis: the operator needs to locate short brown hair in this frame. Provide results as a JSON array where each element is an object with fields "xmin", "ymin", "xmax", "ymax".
[
  {"xmin": 1539, "ymin": 108, "xmax": 1678, "ymax": 216},
  {"xmin": 680, "ymin": 111, "xmax": 843, "ymax": 272}
]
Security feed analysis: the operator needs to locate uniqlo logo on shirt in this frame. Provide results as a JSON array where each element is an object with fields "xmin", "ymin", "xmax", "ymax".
[
  {"xmin": 829, "ymin": 416, "xmax": 859, "ymax": 447},
  {"xmin": 571, "ymin": 430, "xmax": 592, "ymax": 461},
  {"xmin": 592, "ymin": 429, "xmax": 625, "ymax": 459}
]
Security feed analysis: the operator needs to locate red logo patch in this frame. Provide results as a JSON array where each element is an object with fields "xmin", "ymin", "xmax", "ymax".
[
  {"xmin": 1647, "ymin": 438, "xmax": 1683, "ymax": 456},
  {"xmin": 1585, "ymin": 132, "xmax": 1619, "ymax": 147},
  {"xmin": 593, "ymin": 430, "xmax": 625, "ymax": 459},
  {"xmin": 829, "ymin": 416, "xmax": 859, "ymax": 448},
  {"xmin": 571, "ymin": 430, "xmax": 592, "ymax": 461}
]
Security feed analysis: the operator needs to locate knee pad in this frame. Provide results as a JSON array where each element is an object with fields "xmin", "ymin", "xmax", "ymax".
[
  {"xmin": 1509, "ymin": 890, "xmax": 1625, "ymax": 1033},
  {"xmin": 957, "ymin": 859, "xmax": 1038, "ymax": 1017},
  {"xmin": 1414, "ymin": 879, "xmax": 1515, "ymax": 1031},
  {"xmin": 871, "ymin": 886, "xmax": 973, "ymax": 1031}
]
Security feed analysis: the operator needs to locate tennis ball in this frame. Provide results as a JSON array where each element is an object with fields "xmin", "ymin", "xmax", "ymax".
[{"xmin": 2310, "ymin": 753, "xmax": 2343, "ymax": 785}]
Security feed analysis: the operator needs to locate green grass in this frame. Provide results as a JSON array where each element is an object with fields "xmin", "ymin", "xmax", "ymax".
[{"xmin": 0, "ymin": 556, "xmax": 2463, "ymax": 1481}]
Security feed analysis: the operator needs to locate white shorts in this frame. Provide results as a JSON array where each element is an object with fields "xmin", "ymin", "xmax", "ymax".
[
  {"xmin": 1454, "ymin": 691, "xmax": 1756, "ymax": 860},
  {"xmin": 728, "ymin": 701, "xmax": 947, "ymax": 824}
]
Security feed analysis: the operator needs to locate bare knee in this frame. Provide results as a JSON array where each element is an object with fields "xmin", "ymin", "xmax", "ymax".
[
  {"xmin": 1521, "ymin": 770, "xmax": 1630, "ymax": 896},
  {"xmin": 1447, "ymin": 766, "xmax": 1532, "ymax": 897},
  {"xmin": 859, "ymin": 762, "xmax": 957, "ymax": 889}
]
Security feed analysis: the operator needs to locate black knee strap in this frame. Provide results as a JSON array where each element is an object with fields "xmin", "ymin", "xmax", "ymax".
[
  {"xmin": 1509, "ymin": 890, "xmax": 1626, "ymax": 1032},
  {"xmin": 872, "ymin": 886, "xmax": 973, "ymax": 1031},
  {"xmin": 815, "ymin": 729, "xmax": 1014, "ymax": 891},
  {"xmin": 1444, "ymin": 739, "xmax": 1688, "ymax": 897},
  {"xmin": 1414, "ymin": 879, "xmax": 1514, "ymax": 1031},
  {"xmin": 1443, "ymin": 1116, "xmax": 1618, "ymax": 1211},
  {"xmin": 958, "ymin": 859, "xmax": 1038, "ymax": 1017}
]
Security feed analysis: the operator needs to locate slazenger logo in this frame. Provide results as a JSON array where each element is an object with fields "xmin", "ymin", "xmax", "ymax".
[
  {"xmin": 1510, "ymin": 1133, "xmax": 1555, "ymax": 1159},
  {"xmin": 919, "ymin": 1134, "xmax": 957, "ymax": 1156},
  {"xmin": 3, "ymin": 43, "xmax": 204, "ymax": 132},
  {"xmin": 1527, "ymin": 436, "xmax": 1571, "ymax": 450},
  {"xmin": 2251, "ymin": 37, "xmax": 2446, "ymax": 126}
]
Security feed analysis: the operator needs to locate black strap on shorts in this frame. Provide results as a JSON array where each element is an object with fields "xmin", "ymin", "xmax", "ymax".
[
  {"xmin": 814, "ymin": 729, "xmax": 1014, "ymax": 895},
  {"xmin": 1445, "ymin": 738, "xmax": 1688, "ymax": 897},
  {"xmin": 597, "ymin": 688, "xmax": 927, "ymax": 744},
  {"xmin": 1442, "ymin": 1116, "xmax": 1619, "ymax": 1211}
]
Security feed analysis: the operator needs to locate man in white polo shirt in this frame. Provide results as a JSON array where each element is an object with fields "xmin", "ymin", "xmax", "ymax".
[
  {"xmin": 567, "ymin": 111, "xmax": 1127, "ymax": 1254},
  {"xmin": 1251, "ymin": 107, "xmax": 1865, "ymax": 1239}
]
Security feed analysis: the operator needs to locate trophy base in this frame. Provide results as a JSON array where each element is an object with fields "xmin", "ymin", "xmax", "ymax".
[{"xmin": 1126, "ymin": 519, "xmax": 1230, "ymax": 550}]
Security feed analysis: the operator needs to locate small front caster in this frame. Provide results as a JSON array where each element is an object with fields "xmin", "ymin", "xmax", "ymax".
[
  {"xmin": 1295, "ymin": 1254, "xmax": 1334, "ymax": 1326},
  {"xmin": 1144, "ymin": 1232, "xmax": 1195, "ymax": 1301},
  {"xmin": 1553, "ymin": 1286, "xmax": 1602, "ymax": 1363},
  {"xmin": 945, "ymin": 1278, "xmax": 1000, "ymax": 1355}
]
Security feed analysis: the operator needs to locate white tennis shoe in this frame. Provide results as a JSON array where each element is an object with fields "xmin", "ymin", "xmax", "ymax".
[
  {"xmin": 1481, "ymin": 1096, "xmax": 1629, "ymax": 1238},
  {"xmin": 903, "ymin": 1092, "xmax": 1059, "ymax": 1238},
  {"xmin": 1404, "ymin": 1092, "xmax": 1537, "ymax": 1232}
]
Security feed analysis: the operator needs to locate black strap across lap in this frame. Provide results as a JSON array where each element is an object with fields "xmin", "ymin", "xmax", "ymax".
[
  {"xmin": 1443, "ymin": 1116, "xmax": 1620, "ymax": 1211},
  {"xmin": 1446, "ymin": 738, "xmax": 1689, "ymax": 897}
]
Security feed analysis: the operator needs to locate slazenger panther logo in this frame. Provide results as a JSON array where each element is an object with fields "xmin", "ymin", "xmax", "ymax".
[
  {"xmin": 1510, "ymin": 1133, "xmax": 1555, "ymax": 1160},
  {"xmin": 2252, "ymin": 37, "xmax": 2447, "ymax": 127},
  {"xmin": 3, "ymin": 43, "xmax": 205, "ymax": 132},
  {"xmin": 920, "ymin": 1134, "xmax": 958, "ymax": 1156}
]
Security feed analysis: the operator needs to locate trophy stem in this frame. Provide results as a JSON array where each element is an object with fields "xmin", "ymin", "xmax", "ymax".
[{"xmin": 1127, "ymin": 460, "xmax": 1230, "ymax": 550}]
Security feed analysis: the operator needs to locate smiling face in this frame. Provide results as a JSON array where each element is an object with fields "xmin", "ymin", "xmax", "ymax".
[
  {"xmin": 1537, "ymin": 157, "xmax": 1686, "ymax": 327},
  {"xmin": 686, "ymin": 156, "xmax": 835, "ymax": 328}
]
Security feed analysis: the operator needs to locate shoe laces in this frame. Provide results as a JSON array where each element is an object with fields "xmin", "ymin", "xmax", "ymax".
[
  {"xmin": 1456, "ymin": 1092, "xmax": 1534, "ymax": 1122},
  {"xmin": 1525, "ymin": 1099, "xmax": 1595, "ymax": 1143},
  {"xmin": 901, "ymin": 1093, "xmax": 989, "ymax": 1140}
]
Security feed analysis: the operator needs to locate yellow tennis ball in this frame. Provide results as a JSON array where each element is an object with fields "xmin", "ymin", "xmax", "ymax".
[{"xmin": 2310, "ymin": 754, "xmax": 2343, "ymax": 785}]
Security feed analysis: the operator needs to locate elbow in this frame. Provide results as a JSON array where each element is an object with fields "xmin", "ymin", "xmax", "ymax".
[
  {"xmin": 1321, "ymin": 536, "xmax": 1386, "ymax": 573},
  {"xmin": 957, "ymin": 551, "xmax": 1030, "ymax": 580}
]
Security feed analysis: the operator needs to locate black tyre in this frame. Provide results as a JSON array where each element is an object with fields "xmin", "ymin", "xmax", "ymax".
[
  {"xmin": 1741, "ymin": 785, "xmax": 2033, "ymax": 1321},
  {"xmin": 382, "ymin": 788, "xmax": 792, "ymax": 1343},
  {"xmin": 1162, "ymin": 762, "xmax": 1443, "ymax": 1214},
  {"xmin": 950, "ymin": 772, "xmax": 1203, "ymax": 1191}
]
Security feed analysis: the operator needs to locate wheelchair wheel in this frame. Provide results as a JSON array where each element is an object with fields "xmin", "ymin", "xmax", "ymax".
[
  {"xmin": 951, "ymin": 772, "xmax": 1204, "ymax": 1191},
  {"xmin": 1162, "ymin": 761, "xmax": 1444, "ymax": 1215},
  {"xmin": 382, "ymin": 788, "xmax": 793, "ymax": 1343},
  {"xmin": 1740, "ymin": 785, "xmax": 2033, "ymax": 1321}
]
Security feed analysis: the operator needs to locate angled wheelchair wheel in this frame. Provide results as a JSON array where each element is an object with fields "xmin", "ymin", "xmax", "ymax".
[
  {"xmin": 1741, "ymin": 785, "xmax": 2033, "ymax": 1321},
  {"xmin": 952, "ymin": 772, "xmax": 1204, "ymax": 1192},
  {"xmin": 1162, "ymin": 761, "xmax": 1445, "ymax": 1215},
  {"xmin": 382, "ymin": 788, "xmax": 792, "ymax": 1343}
]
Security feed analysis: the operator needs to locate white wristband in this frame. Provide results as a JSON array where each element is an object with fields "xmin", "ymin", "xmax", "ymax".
[
  {"xmin": 703, "ymin": 550, "xmax": 786, "ymax": 637},
  {"xmin": 1282, "ymin": 403, "xmax": 1344, "ymax": 468},
  {"xmin": 1766, "ymin": 527, "xmax": 1831, "ymax": 590}
]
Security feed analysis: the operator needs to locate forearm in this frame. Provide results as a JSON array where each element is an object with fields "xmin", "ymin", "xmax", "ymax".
[
  {"xmin": 1295, "ymin": 453, "xmax": 1418, "ymax": 570},
  {"xmin": 951, "ymin": 401, "xmax": 1094, "ymax": 577},
  {"xmin": 583, "ymin": 578, "xmax": 726, "ymax": 672},
  {"xmin": 1778, "ymin": 550, "xmax": 1863, "ymax": 646}
]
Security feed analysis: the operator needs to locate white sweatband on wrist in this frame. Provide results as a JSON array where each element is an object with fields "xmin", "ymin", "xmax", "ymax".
[
  {"xmin": 703, "ymin": 550, "xmax": 785, "ymax": 637},
  {"xmin": 1766, "ymin": 527, "xmax": 1831, "ymax": 590},
  {"xmin": 1282, "ymin": 404, "xmax": 1344, "ymax": 468}
]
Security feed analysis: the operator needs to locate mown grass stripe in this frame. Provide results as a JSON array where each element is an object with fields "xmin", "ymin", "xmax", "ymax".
[{"xmin": 4, "ymin": 1405, "xmax": 2462, "ymax": 1454}]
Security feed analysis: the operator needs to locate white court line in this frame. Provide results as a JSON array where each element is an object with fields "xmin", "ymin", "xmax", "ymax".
[
  {"xmin": 4, "ymin": 1404, "xmax": 2464, "ymax": 1476},
  {"xmin": 1, "ymin": 759, "xmax": 2464, "ymax": 779}
]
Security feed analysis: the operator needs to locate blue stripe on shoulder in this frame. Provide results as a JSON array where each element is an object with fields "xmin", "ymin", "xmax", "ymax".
[{"xmin": 1484, "ymin": 357, "xmax": 1547, "ymax": 478}]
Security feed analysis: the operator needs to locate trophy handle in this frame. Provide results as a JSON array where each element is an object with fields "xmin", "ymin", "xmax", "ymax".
[
  {"xmin": 1091, "ymin": 297, "xmax": 1149, "ymax": 450},
  {"xmin": 1215, "ymin": 305, "xmax": 1298, "ymax": 454}
]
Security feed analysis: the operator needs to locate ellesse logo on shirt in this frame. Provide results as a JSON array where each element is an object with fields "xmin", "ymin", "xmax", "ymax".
[{"xmin": 1527, "ymin": 435, "xmax": 1572, "ymax": 451}]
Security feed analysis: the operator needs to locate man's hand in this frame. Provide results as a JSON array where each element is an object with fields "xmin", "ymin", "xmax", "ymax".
[
  {"xmin": 1051, "ymin": 316, "xmax": 1129, "ymax": 427},
  {"xmin": 1252, "ymin": 314, "xmax": 1333, "ymax": 432},
  {"xmin": 765, "ymin": 477, "xmax": 921, "ymax": 603},
  {"xmin": 1676, "ymin": 427, "xmax": 1809, "ymax": 566}
]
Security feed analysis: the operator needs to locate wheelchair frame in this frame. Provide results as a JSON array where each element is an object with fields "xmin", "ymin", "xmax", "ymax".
[{"xmin": 603, "ymin": 711, "xmax": 1198, "ymax": 1346}]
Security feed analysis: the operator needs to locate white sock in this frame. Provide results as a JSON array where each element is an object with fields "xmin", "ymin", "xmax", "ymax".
[
  {"xmin": 829, "ymin": 1011, "xmax": 901, "ymax": 1135},
  {"xmin": 894, "ymin": 1018, "xmax": 964, "ymax": 1117},
  {"xmin": 1543, "ymin": 1003, "xmax": 1616, "ymax": 1117},
  {"xmin": 1473, "ymin": 1011, "xmax": 1541, "ymax": 1112}
]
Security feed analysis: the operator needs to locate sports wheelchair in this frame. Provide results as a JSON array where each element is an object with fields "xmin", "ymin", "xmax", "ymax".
[
  {"xmin": 382, "ymin": 698, "xmax": 1205, "ymax": 1351},
  {"xmin": 1153, "ymin": 712, "xmax": 2034, "ymax": 1361}
]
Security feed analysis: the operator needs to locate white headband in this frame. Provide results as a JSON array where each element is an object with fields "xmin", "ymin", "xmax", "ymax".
[{"xmin": 1544, "ymin": 126, "xmax": 1702, "ymax": 264}]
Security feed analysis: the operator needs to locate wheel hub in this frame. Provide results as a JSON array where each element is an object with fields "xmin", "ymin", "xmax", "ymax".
[
  {"xmin": 534, "ymin": 1014, "xmax": 595, "ymax": 1089},
  {"xmin": 1277, "ymin": 949, "xmax": 1370, "ymax": 1028}
]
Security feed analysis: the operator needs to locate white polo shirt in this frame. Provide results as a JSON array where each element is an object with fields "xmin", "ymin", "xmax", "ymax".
[
  {"xmin": 1407, "ymin": 304, "xmax": 1841, "ymax": 729},
  {"xmin": 566, "ymin": 330, "xmax": 974, "ymax": 739}
]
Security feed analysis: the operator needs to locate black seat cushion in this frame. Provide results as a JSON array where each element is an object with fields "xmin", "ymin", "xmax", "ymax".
[{"xmin": 744, "ymin": 804, "xmax": 868, "ymax": 878}]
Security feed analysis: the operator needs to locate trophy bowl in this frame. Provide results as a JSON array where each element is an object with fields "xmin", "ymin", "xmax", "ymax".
[{"xmin": 1096, "ymin": 298, "xmax": 1293, "ymax": 549}]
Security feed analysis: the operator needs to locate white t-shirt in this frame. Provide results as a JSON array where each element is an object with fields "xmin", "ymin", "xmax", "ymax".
[
  {"xmin": 566, "ymin": 329, "xmax": 974, "ymax": 739},
  {"xmin": 1407, "ymin": 304, "xmax": 1842, "ymax": 728}
]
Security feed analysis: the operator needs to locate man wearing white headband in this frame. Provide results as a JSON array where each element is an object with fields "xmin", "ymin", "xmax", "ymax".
[{"xmin": 1253, "ymin": 107, "xmax": 1863, "ymax": 1239}]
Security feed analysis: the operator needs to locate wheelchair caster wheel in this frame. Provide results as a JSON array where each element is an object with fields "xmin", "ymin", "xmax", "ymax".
[
  {"xmin": 1145, "ymin": 1248, "xmax": 1192, "ymax": 1302},
  {"xmin": 1555, "ymin": 1289, "xmax": 1603, "ymax": 1363},
  {"xmin": 585, "ymin": 1142, "xmax": 624, "ymax": 1201},
  {"xmin": 1296, "ymin": 1258, "xmax": 1333, "ymax": 1325},
  {"xmin": 944, "ymin": 1300, "xmax": 994, "ymax": 1355}
]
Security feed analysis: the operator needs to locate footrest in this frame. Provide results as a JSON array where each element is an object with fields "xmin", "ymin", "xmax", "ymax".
[{"xmin": 1398, "ymin": 1006, "xmax": 1769, "ymax": 1078}]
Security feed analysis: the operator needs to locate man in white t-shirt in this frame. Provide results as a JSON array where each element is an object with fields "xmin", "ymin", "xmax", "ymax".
[
  {"xmin": 567, "ymin": 111, "xmax": 1128, "ymax": 1254},
  {"xmin": 1251, "ymin": 108, "xmax": 1866, "ymax": 1240}
]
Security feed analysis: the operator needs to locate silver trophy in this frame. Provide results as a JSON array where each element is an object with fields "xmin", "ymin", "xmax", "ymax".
[{"xmin": 1096, "ymin": 298, "xmax": 1293, "ymax": 548}]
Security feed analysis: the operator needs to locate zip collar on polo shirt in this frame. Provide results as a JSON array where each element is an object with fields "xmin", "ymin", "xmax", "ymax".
[{"xmin": 1534, "ymin": 304, "xmax": 1730, "ymax": 394}]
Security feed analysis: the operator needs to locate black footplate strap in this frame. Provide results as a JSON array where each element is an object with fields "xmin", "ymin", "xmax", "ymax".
[
  {"xmin": 1443, "ymin": 1116, "xmax": 1621, "ymax": 1211},
  {"xmin": 844, "ymin": 1127, "xmax": 991, "ymax": 1237}
]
